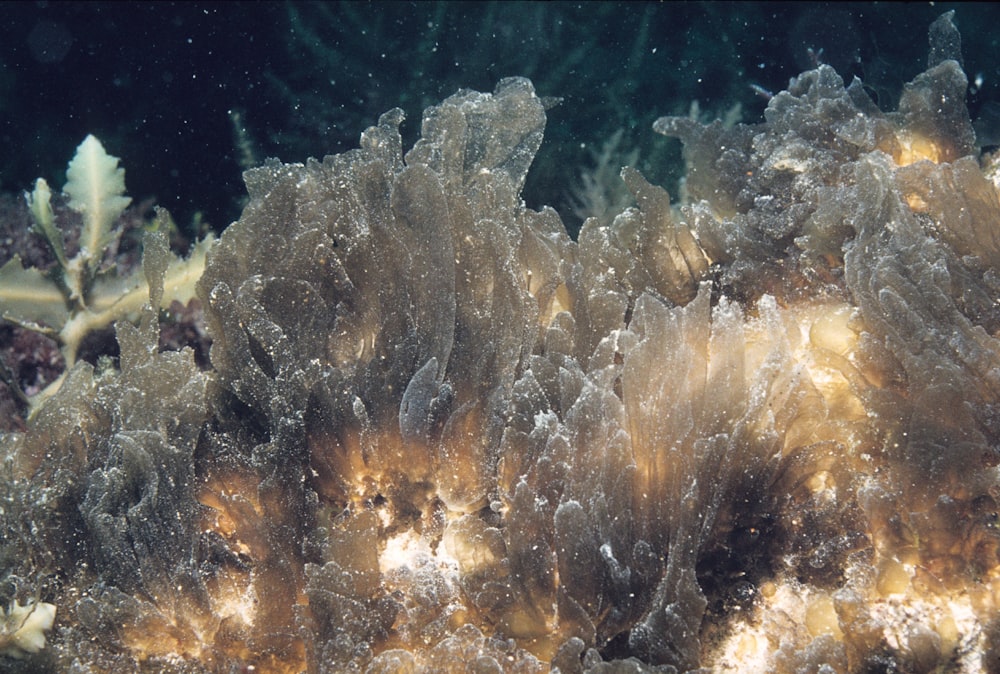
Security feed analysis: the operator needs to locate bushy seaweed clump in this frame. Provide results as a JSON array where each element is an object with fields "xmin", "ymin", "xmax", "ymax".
[{"xmin": 2, "ymin": 11, "xmax": 1000, "ymax": 674}]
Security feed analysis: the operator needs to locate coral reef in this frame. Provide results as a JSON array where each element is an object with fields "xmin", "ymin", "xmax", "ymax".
[{"xmin": 2, "ymin": 11, "xmax": 1000, "ymax": 674}]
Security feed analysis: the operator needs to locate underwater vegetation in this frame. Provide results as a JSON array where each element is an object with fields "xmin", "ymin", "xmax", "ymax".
[
  {"xmin": 3, "ymin": 9, "xmax": 1000, "ymax": 674},
  {"xmin": 0, "ymin": 136, "xmax": 210, "ymax": 414}
]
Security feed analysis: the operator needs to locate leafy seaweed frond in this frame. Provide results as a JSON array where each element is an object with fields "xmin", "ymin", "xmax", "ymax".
[{"xmin": 0, "ymin": 136, "xmax": 213, "ymax": 416}]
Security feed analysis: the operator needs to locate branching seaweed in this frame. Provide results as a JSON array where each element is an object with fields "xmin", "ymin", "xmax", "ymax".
[{"xmin": 0, "ymin": 136, "xmax": 212, "ymax": 414}]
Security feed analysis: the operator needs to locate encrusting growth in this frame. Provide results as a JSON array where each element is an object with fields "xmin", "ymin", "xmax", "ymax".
[{"xmin": 0, "ymin": 601, "xmax": 56, "ymax": 659}]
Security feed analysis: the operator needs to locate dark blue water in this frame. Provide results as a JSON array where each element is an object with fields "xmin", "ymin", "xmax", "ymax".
[{"xmin": 1, "ymin": 2, "xmax": 997, "ymax": 235}]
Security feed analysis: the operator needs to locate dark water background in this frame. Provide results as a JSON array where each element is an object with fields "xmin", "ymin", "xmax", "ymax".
[{"xmin": 1, "ymin": 2, "xmax": 998, "ymax": 236}]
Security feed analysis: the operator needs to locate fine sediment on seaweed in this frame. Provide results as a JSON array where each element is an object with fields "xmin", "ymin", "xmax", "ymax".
[{"xmin": 3, "ymin": 11, "xmax": 1000, "ymax": 674}]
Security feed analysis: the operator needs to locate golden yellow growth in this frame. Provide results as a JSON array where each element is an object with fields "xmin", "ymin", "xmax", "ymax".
[{"xmin": 888, "ymin": 130, "xmax": 947, "ymax": 166}]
